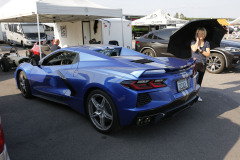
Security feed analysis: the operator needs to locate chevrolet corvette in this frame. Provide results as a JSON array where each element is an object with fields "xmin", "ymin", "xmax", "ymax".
[{"xmin": 15, "ymin": 45, "xmax": 200, "ymax": 133}]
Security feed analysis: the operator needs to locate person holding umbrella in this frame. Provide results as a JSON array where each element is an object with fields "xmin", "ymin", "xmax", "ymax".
[{"xmin": 191, "ymin": 27, "xmax": 210, "ymax": 101}]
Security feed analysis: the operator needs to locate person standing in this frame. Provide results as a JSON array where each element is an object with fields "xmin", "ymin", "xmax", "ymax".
[
  {"xmin": 50, "ymin": 39, "xmax": 61, "ymax": 52},
  {"xmin": 191, "ymin": 27, "xmax": 210, "ymax": 101}
]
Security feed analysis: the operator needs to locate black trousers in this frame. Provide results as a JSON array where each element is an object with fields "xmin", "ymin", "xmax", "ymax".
[{"xmin": 195, "ymin": 63, "xmax": 206, "ymax": 86}]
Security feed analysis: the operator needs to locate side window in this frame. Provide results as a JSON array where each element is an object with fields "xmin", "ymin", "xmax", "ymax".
[
  {"xmin": 4, "ymin": 24, "xmax": 8, "ymax": 30},
  {"xmin": 153, "ymin": 33, "xmax": 162, "ymax": 40},
  {"xmin": 42, "ymin": 51, "xmax": 78, "ymax": 66},
  {"xmin": 146, "ymin": 34, "xmax": 153, "ymax": 39},
  {"xmin": 8, "ymin": 24, "xmax": 12, "ymax": 32},
  {"xmin": 154, "ymin": 30, "xmax": 175, "ymax": 40},
  {"xmin": 13, "ymin": 24, "xmax": 17, "ymax": 32},
  {"xmin": 16, "ymin": 25, "xmax": 22, "ymax": 33}
]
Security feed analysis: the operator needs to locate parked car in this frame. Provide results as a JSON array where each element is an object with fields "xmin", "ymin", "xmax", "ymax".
[
  {"xmin": 135, "ymin": 28, "xmax": 240, "ymax": 74},
  {"xmin": 0, "ymin": 117, "xmax": 10, "ymax": 160},
  {"xmin": 0, "ymin": 47, "xmax": 30, "ymax": 72},
  {"xmin": 15, "ymin": 45, "xmax": 200, "ymax": 133}
]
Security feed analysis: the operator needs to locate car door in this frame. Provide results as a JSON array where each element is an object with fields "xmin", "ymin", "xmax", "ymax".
[{"xmin": 29, "ymin": 50, "xmax": 79, "ymax": 102}]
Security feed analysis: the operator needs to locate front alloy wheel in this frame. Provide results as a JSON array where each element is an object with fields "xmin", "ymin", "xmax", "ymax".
[
  {"xmin": 18, "ymin": 71, "xmax": 32, "ymax": 98},
  {"xmin": 87, "ymin": 90, "xmax": 118, "ymax": 133},
  {"xmin": 207, "ymin": 53, "xmax": 225, "ymax": 74}
]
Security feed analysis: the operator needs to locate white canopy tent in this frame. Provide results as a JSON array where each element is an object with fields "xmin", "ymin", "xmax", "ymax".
[
  {"xmin": 132, "ymin": 9, "xmax": 188, "ymax": 26},
  {"xmin": 227, "ymin": 17, "xmax": 240, "ymax": 39},
  {"xmin": 0, "ymin": 0, "xmax": 122, "ymax": 58},
  {"xmin": 0, "ymin": 0, "xmax": 122, "ymax": 23}
]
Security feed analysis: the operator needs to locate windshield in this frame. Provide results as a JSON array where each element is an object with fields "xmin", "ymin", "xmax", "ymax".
[
  {"xmin": 22, "ymin": 24, "xmax": 44, "ymax": 33},
  {"xmin": 24, "ymin": 33, "xmax": 46, "ymax": 39}
]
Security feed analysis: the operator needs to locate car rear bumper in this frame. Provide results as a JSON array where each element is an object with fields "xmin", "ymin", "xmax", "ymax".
[
  {"xmin": 134, "ymin": 89, "xmax": 199, "ymax": 125},
  {"xmin": 0, "ymin": 145, "xmax": 10, "ymax": 160}
]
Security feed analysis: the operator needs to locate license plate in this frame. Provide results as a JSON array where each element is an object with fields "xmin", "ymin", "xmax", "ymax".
[{"xmin": 177, "ymin": 79, "xmax": 188, "ymax": 92}]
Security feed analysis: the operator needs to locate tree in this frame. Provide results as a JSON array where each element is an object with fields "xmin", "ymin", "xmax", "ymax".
[
  {"xmin": 167, "ymin": 13, "xmax": 170, "ymax": 16},
  {"xmin": 180, "ymin": 13, "xmax": 185, "ymax": 19},
  {"xmin": 174, "ymin": 12, "xmax": 179, "ymax": 18}
]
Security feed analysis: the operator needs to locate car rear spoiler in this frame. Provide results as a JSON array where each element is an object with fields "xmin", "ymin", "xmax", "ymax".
[{"xmin": 130, "ymin": 58, "xmax": 196, "ymax": 78}]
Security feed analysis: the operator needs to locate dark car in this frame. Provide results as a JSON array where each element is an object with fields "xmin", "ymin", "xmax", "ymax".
[{"xmin": 135, "ymin": 28, "xmax": 240, "ymax": 74}]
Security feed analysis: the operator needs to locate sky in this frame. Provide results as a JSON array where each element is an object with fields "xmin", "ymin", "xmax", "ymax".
[
  {"xmin": 0, "ymin": 0, "xmax": 239, "ymax": 19},
  {"xmin": 90, "ymin": 0, "xmax": 239, "ymax": 19}
]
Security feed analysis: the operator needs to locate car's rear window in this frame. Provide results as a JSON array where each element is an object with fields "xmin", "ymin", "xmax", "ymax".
[{"xmin": 96, "ymin": 48, "xmax": 121, "ymax": 57}]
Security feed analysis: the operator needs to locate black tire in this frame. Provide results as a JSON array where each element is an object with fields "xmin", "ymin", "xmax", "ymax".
[
  {"xmin": 18, "ymin": 71, "xmax": 32, "ymax": 98},
  {"xmin": 206, "ymin": 53, "xmax": 225, "ymax": 74},
  {"xmin": 0, "ymin": 58, "xmax": 11, "ymax": 72},
  {"xmin": 86, "ymin": 90, "xmax": 119, "ymax": 133},
  {"xmin": 142, "ymin": 49, "xmax": 156, "ymax": 57}
]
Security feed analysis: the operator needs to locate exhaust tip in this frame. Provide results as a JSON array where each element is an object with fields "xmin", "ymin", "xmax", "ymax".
[{"xmin": 136, "ymin": 113, "xmax": 165, "ymax": 126}]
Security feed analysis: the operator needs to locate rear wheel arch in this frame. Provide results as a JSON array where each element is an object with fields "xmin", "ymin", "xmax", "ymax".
[
  {"xmin": 16, "ymin": 69, "xmax": 23, "ymax": 88},
  {"xmin": 140, "ymin": 47, "xmax": 157, "ymax": 57}
]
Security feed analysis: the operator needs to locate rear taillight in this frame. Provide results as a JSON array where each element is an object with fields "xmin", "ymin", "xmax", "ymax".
[
  {"xmin": 0, "ymin": 120, "xmax": 4, "ymax": 153},
  {"xmin": 121, "ymin": 79, "xmax": 166, "ymax": 90},
  {"xmin": 136, "ymin": 41, "xmax": 140, "ymax": 45}
]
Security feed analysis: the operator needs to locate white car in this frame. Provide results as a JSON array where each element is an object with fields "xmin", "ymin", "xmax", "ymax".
[{"xmin": 0, "ymin": 117, "xmax": 10, "ymax": 160}]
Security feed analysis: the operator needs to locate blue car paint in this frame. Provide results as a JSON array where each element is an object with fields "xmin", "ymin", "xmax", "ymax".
[{"xmin": 15, "ymin": 45, "xmax": 199, "ymax": 126}]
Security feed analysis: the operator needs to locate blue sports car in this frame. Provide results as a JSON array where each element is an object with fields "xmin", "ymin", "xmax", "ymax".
[{"xmin": 15, "ymin": 45, "xmax": 200, "ymax": 133}]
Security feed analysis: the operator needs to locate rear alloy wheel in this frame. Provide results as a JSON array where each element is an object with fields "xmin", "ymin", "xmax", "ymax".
[
  {"xmin": 206, "ymin": 53, "xmax": 225, "ymax": 74},
  {"xmin": 18, "ymin": 71, "xmax": 32, "ymax": 98},
  {"xmin": 142, "ymin": 49, "xmax": 156, "ymax": 57},
  {"xmin": 87, "ymin": 90, "xmax": 118, "ymax": 133}
]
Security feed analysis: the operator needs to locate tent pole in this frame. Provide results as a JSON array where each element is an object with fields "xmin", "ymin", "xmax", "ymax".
[
  {"xmin": 227, "ymin": 25, "xmax": 229, "ymax": 40},
  {"xmin": 121, "ymin": 16, "xmax": 125, "ymax": 47},
  {"xmin": 37, "ymin": 14, "xmax": 42, "ymax": 59}
]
